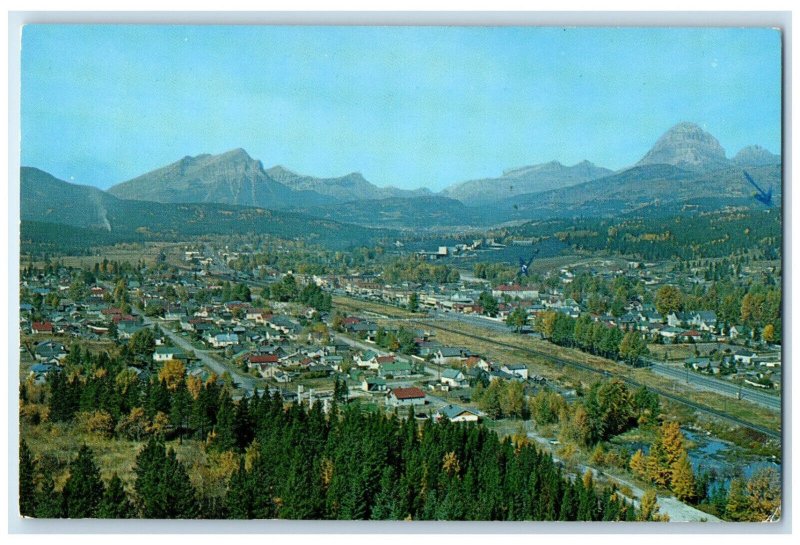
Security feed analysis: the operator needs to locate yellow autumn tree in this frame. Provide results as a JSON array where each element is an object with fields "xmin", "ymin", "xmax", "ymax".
[
  {"xmin": 630, "ymin": 449, "xmax": 648, "ymax": 479},
  {"xmin": 187, "ymin": 374, "xmax": 203, "ymax": 400},
  {"xmin": 582, "ymin": 469, "xmax": 594, "ymax": 490},
  {"xmin": 746, "ymin": 466, "xmax": 781, "ymax": 521},
  {"xmin": 762, "ymin": 323, "xmax": 776, "ymax": 343},
  {"xmin": 660, "ymin": 421, "xmax": 685, "ymax": 469},
  {"xmin": 244, "ymin": 440, "xmax": 261, "ymax": 472},
  {"xmin": 320, "ymin": 457, "xmax": 334, "ymax": 488},
  {"xmin": 535, "ymin": 310, "xmax": 558, "ymax": 339},
  {"xmin": 158, "ymin": 359, "xmax": 186, "ymax": 390},
  {"xmin": 670, "ymin": 451, "xmax": 696, "ymax": 502},
  {"xmin": 442, "ymin": 451, "xmax": 461, "ymax": 477},
  {"xmin": 148, "ymin": 411, "xmax": 170, "ymax": 435},
  {"xmin": 638, "ymin": 489, "xmax": 670, "ymax": 521}
]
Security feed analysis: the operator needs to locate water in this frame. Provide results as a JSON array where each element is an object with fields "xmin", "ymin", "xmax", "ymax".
[
  {"xmin": 623, "ymin": 429, "xmax": 780, "ymax": 489},
  {"xmin": 682, "ymin": 430, "xmax": 780, "ymax": 484}
]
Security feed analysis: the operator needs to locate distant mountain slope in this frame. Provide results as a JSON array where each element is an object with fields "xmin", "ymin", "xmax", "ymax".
[
  {"xmin": 441, "ymin": 160, "xmax": 612, "ymax": 205},
  {"xmin": 732, "ymin": 145, "xmax": 781, "ymax": 167},
  {"xmin": 491, "ymin": 163, "xmax": 782, "ymax": 221},
  {"xmin": 108, "ymin": 149, "xmax": 330, "ymax": 208},
  {"xmin": 267, "ymin": 166, "xmax": 432, "ymax": 202},
  {"xmin": 21, "ymin": 167, "xmax": 389, "ymax": 249},
  {"xmin": 21, "ymin": 167, "xmax": 120, "ymax": 231},
  {"xmin": 289, "ymin": 195, "xmax": 477, "ymax": 229}
]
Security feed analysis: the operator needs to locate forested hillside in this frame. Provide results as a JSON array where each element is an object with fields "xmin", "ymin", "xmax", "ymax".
[{"xmin": 20, "ymin": 347, "xmax": 637, "ymax": 520}]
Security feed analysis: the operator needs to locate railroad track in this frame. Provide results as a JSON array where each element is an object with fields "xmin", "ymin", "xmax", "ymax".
[{"xmin": 411, "ymin": 319, "xmax": 781, "ymax": 440}]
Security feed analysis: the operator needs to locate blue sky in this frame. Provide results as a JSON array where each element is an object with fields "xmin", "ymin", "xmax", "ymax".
[{"xmin": 21, "ymin": 25, "xmax": 782, "ymax": 191}]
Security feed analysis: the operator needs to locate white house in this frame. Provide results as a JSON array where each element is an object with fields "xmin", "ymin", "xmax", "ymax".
[
  {"xmin": 153, "ymin": 346, "xmax": 184, "ymax": 362},
  {"xmin": 434, "ymin": 404, "xmax": 480, "ymax": 423},
  {"xmin": 387, "ymin": 387, "xmax": 426, "ymax": 407},
  {"xmin": 501, "ymin": 363, "xmax": 529, "ymax": 380},
  {"xmin": 440, "ymin": 368, "xmax": 468, "ymax": 389}
]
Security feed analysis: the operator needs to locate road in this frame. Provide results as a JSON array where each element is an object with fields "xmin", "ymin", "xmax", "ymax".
[
  {"xmin": 523, "ymin": 423, "xmax": 721, "ymax": 522},
  {"xmin": 143, "ymin": 317, "xmax": 261, "ymax": 395},
  {"xmin": 332, "ymin": 332, "xmax": 456, "ymax": 409},
  {"xmin": 645, "ymin": 359, "xmax": 781, "ymax": 412}
]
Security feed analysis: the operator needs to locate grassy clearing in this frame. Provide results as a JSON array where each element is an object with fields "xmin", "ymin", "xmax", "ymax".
[
  {"xmin": 21, "ymin": 420, "xmax": 211, "ymax": 492},
  {"xmin": 333, "ymin": 296, "xmax": 416, "ymax": 319},
  {"xmin": 24, "ymin": 242, "xmax": 183, "ymax": 269}
]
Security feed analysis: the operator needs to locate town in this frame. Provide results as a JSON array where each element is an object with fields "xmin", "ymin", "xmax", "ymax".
[{"xmin": 19, "ymin": 226, "xmax": 782, "ymax": 521}]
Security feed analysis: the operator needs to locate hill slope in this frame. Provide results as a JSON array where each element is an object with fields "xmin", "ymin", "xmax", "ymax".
[
  {"xmin": 21, "ymin": 167, "xmax": 389, "ymax": 249},
  {"xmin": 441, "ymin": 160, "xmax": 612, "ymax": 205}
]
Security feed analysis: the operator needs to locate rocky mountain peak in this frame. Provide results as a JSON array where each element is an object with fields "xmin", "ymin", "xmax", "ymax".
[
  {"xmin": 636, "ymin": 122, "xmax": 730, "ymax": 171},
  {"xmin": 733, "ymin": 145, "xmax": 781, "ymax": 167}
]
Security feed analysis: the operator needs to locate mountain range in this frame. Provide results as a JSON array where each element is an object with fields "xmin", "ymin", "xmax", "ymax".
[{"xmin": 21, "ymin": 122, "xmax": 782, "ymax": 243}]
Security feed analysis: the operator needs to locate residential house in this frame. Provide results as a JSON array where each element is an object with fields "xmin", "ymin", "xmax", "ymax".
[
  {"xmin": 153, "ymin": 346, "xmax": 185, "ymax": 362},
  {"xmin": 434, "ymin": 347, "xmax": 467, "ymax": 366},
  {"xmin": 208, "ymin": 332, "xmax": 239, "ymax": 348},
  {"xmin": 387, "ymin": 387, "xmax": 426, "ymax": 407},
  {"xmin": 501, "ymin": 363, "xmax": 529, "ymax": 380},
  {"xmin": 355, "ymin": 350, "xmax": 380, "ymax": 369},
  {"xmin": 733, "ymin": 349, "xmax": 758, "ymax": 365},
  {"xmin": 434, "ymin": 404, "xmax": 480, "ymax": 423},
  {"xmin": 34, "ymin": 341, "xmax": 67, "ymax": 362},
  {"xmin": 31, "ymin": 321, "xmax": 53, "ymax": 335},
  {"xmin": 378, "ymin": 360, "xmax": 414, "ymax": 378},
  {"xmin": 362, "ymin": 377, "xmax": 388, "ymax": 393},
  {"xmin": 689, "ymin": 311, "xmax": 718, "ymax": 332},
  {"xmin": 667, "ymin": 312, "xmax": 691, "ymax": 328},
  {"xmin": 440, "ymin": 368, "xmax": 468, "ymax": 389}
]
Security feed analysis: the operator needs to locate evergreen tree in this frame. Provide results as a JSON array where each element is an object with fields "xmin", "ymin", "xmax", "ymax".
[
  {"xmin": 34, "ymin": 477, "xmax": 63, "ymax": 518},
  {"xmin": 226, "ymin": 461, "xmax": 254, "ymax": 519},
  {"xmin": 726, "ymin": 477, "xmax": 752, "ymax": 521},
  {"xmin": 169, "ymin": 379, "xmax": 192, "ymax": 443},
  {"xmin": 212, "ymin": 394, "xmax": 237, "ymax": 452},
  {"xmin": 98, "ymin": 474, "xmax": 135, "ymax": 518},
  {"xmin": 19, "ymin": 440, "xmax": 38, "ymax": 517},
  {"xmin": 61, "ymin": 445, "xmax": 105, "ymax": 518},
  {"xmin": 233, "ymin": 397, "xmax": 254, "ymax": 451}
]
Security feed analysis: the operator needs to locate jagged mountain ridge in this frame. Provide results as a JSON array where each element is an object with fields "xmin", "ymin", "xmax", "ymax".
[
  {"xmin": 266, "ymin": 165, "xmax": 432, "ymax": 201},
  {"xmin": 440, "ymin": 160, "xmax": 614, "ymax": 205}
]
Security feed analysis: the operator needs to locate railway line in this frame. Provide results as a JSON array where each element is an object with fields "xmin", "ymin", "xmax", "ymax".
[{"xmin": 409, "ymin": 319, "xmax": 781, "ymax": 440}]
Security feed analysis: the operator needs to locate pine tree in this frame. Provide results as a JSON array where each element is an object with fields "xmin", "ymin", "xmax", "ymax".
[
  {"xmin": 134, "ymin": 437, "xmax": 168, "ymax": 517},
  {"xmin": 97, "ymin": 474, "xmax": 135, "ymax": 518},
  {"xmin": 726, "ymin": 477, "xmax": 752, "ymax": 521},
  {"xmin": 170, "ymin": 379, "xmax": 192, "ymax": 443},
  {"xmin": 226, "ymin": 460, "xmax": 254, "ymax": 519},
  {"xmin": 212, "ymin": 394, "xmax": 237, "ymax": 452},
  {"xmin": 19, "ymin": 440, "xmax": 38, "ymax": 517},
  {"xmin": 34, "ymin": 476, "xmax": 63, "ymax": 518},
  {"xmin": 61, "ymin": 445, "xmax": 105, "ymax": 518},
  {"xmin": 163, "ymin": 447, "xmax": 199, "ymax": 518},
  {"xmin": 233, "ymin": 396, "xmax": 254, "ymax": 451}
]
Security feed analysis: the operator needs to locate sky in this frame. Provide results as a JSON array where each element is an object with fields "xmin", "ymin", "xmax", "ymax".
[{"xmin": 20, "ymin": 25, "xmax": 782, "ymax": 191}]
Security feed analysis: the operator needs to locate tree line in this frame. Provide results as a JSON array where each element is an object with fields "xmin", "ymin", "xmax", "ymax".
[{"xmin": 20, "ymin": 342, "xmax": 649, "ymax": 520}]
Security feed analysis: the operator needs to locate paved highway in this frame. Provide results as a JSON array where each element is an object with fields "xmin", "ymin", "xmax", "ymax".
[{"xmin": 645, "ymin": 359, "xmax": 781, "ymax": 412}]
